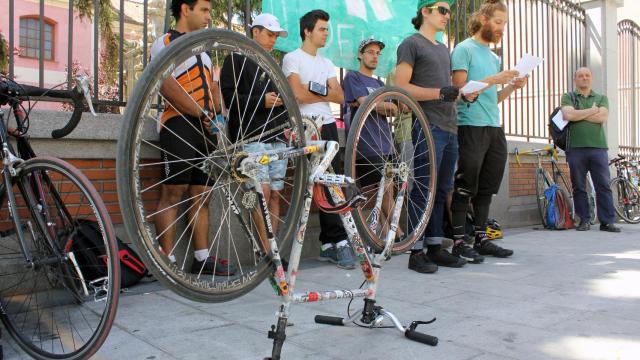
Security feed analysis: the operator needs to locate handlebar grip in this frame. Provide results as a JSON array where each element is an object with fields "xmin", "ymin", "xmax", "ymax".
[
  {"xmin": 51, "ymin": 93, "xmax": 84, "ymax": 139},
  {"xmin": 405, "ymin": 329, "xmax": 438, "ymax": 346},
  {"xmin": 314, "ymin": 315, "xmax": 344, "ymax": 326},
  {"xmin": 18, "ymin": 84, "xmax": 74, "ymax": 99}
]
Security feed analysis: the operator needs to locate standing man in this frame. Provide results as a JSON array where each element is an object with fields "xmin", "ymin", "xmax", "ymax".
[
  {"xmin": 561, "ymin": 67, "xmax": 621, "ymax": 233},
  {"xmin": 343, "ymin": 38, "xmax": 405, "ymax": 241},
  {"xmin": 396, "ymin": 0, "xmax": 470, "ymax": 274},
  {"xmin": 450, "ymin": 0, "xmax": 525, "ymax": 258},
  {"xmin": 151, "ymin": 0, "xmax": 235, "ymax": 275},
  {"xmin": 220, "ymin": 13, "xmax": 290, "ymax": 254},
  {"xmin": 282, "ymin": 10, "xmax": 355, "ymax": 269}
]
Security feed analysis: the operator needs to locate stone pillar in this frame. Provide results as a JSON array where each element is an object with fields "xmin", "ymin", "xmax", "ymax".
[{"xmin": 582, "ymin": 0, "xmax": 623, "ymax": 155}]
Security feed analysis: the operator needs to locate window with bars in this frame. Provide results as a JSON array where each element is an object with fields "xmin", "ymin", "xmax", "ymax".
[{"xmin": 19, "ymin": 17, "xmax": 54, "ymax": 61}]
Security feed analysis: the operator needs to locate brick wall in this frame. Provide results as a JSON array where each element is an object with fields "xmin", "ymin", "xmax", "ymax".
[{"xmin": 508, "ymin": 161, "xmax": 572, "ymax": 197}]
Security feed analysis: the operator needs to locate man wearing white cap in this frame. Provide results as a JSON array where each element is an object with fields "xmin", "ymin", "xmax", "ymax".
[{"xmin": 220, "ymin": 13, "xmax": 289, "ymax": 255}]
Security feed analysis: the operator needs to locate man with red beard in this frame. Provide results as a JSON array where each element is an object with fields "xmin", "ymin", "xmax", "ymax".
[{"xmin": 449, "ymin": 0, "xmax": 527, "ymax": 258}]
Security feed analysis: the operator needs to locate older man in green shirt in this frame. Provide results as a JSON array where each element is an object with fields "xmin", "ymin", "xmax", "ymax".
[{"xmin": 561, "ymin": 67, "xmax": 620, "ymax": 232}]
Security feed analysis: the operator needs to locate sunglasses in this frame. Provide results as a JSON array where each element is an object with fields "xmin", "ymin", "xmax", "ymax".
[{"xmin": 426, "ymin": 5, "xmax": 451, "ymax": 16}]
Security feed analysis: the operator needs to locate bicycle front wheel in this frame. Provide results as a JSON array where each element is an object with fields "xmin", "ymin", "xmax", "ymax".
[
  {"xmin": 535, "ymin": 168, "xmax": 552, "ymax": 228},
  {"xmin": 610, "ymin": 177, "xmax": 640, "ymax": 224},
  {"xmin": 344, "ymin": 86, "xmax": 436, "ymax": 254},
  {"xmin": 0, "ymin": 156, "xmax": 119, "ymax": 360},
  {"xmin": 117, "ymin": 29, "xmax": 306, "ymax": 302}
]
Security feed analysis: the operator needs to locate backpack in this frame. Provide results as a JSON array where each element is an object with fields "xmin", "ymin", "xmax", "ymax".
[
  {"xmin": 549, "ymin": 92, "xmax": 577, "ymax": 151},
  {"xmin": 543, "ymin": 185, "xmax": 574, "ymax": 230},
  {"xmin": 70, "ymin": 219, "xmax": 147, "ymax": 288}
]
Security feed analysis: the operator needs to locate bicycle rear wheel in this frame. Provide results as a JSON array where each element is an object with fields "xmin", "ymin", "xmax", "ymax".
[
  {"xmin": 610, "ymin": 177, "xmax": 640, "ymax": 224},
  {"xmin": 344, "ymin": 87, "xmax": 436, "ymax": 254},
  {"xmin": 535, "ymin": 168, "xmax": 552, "ymax": 228},
  {"xmin": 554, "ymin": 165, "xmax": 575, "ymax": 224},
  {"xmin": 0, "ymin": 156, "xmax": 119, "ymax": 360},
  {"xmin": 117, "ymin": 29, "xmax": 306, "ymax": 302}
]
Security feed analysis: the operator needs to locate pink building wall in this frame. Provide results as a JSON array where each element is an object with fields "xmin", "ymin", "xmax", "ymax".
[{"xmin": 1, "ymin": 0, "xmax": 93, "ymax": 109}]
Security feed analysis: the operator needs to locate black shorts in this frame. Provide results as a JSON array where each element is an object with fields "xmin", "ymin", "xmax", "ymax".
[{"xmin": 159, "ymin": 115, "xmax": 217, "ymax": 186}]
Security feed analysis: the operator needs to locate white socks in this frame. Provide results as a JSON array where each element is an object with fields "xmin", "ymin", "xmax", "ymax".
[{"xmin": 194, "ymin": 249, "xmax": 209, "ymax": 262}]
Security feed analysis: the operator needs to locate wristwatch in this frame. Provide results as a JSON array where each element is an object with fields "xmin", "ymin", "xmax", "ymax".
[{"xmin": 200, "ymin": 109, "xmax": 211, "ymax": 122}]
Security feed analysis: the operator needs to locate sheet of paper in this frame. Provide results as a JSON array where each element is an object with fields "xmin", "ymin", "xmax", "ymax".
[
  {"xmin": 513, "ymin": 53, "xmax": 544, "ymax": 78},
  {"xmin": 552, "ymin": 109, "xmax": 569, "ymax": 131},
  {"xmin": 460, "ymin": 80, "xmax": 488, "ymax": 95}
]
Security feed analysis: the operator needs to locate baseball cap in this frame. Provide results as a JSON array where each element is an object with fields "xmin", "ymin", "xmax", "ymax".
[
  {"xmin": 358, "ymin": 38, "xmax": 385, "ymax": 53},
  {"xmin": 251, "ymin": 13, "xmax": 288, "ymax": 38},
  {"xmin": 417, "ymin": 0, "xmax": 455, "ymax": 10}
]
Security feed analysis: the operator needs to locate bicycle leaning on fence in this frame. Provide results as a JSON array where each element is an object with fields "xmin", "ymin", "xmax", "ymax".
[
  {"xmin": 117, "ymin": 28, "xmax": 440, "ymax": 359},
  {"xmin": 609, "ymin": 155, "xmax": 640, "ymax": 224},
  {"xmin": 0, "ymin": 75, "xmax": 120, "ymax": 360},
  {"xmin": 514, "ymin": 145, "xmax": 583, "ymax": 229}
]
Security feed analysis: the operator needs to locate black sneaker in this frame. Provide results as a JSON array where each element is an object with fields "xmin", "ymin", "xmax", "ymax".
[
  {"xmin": 408, "ymin": 252, "xmax": 438, "ymax": 273},
  {"xmin": 191, "ymin": 256, "xmax": 237, "ymax": 276},
  {"xmin": 599, "ymin": 223, "xmax": 621, "ymax": 233},
  {"xmin": 576, "ymin": 220, "xmax": 591, "ymax": 231},
  {"xmin": 474, "ymin": 240, "xmax": 514, "ymax": 258},
  {"xmin": 452, "ymin": 243, "xmax": 485, "ymax": 264},
  {"xmin": 427, "ymin": 248, "xmax": 467, "ymax": 268}
]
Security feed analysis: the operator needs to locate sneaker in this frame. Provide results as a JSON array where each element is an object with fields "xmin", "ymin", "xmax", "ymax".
[
  {"xmin": 318, "ymin": 245, "xmax": 338, "ymax": 263},
  {"xmin": 599, "ymin": 223, "xmax": 621, "ymax": 233},
  {"xmin": 191, "ymin": 256, "xmax": 236, "ymax": 276},
  {"xmin": 474, "ymin": 240, "xmax": 514, "ymax": 258},
  {"xmin": 408, "ymin": 252, "xmax": 438, "ymax": 273},
  {"xmin": 452, "ymin": 243, "xmax": 485, "ymax": 264},
  {"xmin": 427, "ymin": 248, "xmax": 467, "ymax": 268},
  {"xmin": 576, "ymin": 220, "xmax": 591, "ymax": 231},
  {"xmin": 335, "ymin": 245, "xmax": 356, "ymax": 270}
]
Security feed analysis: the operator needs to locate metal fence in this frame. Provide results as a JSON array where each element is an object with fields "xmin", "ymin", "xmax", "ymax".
[
  {"xmin": 6, "ymin": 0, "xmax": 586, "ymax": 144},
  {"xmin": 5, "ymin": 0, "xmax": 252, "ymax": 108},
  {"xmin": 618, "ymin": 19, "xmax": 640, "ymax": 160}
]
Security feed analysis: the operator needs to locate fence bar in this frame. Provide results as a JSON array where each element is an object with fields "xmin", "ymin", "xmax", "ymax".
[
  {"xmin": 9, "ymin": 0, "xmax": 14, "ymax": 78},
  {"xmin": 227, "ymin": 0, "xmax": 233, "ymax": 30},
  {"xmin": 143, "ymin": 0, "xmax": 149, "ymax": 68},
  {"xmin": 68, "ymin": 0, "xmax": 74, "ymax": 88},
  {"xmin": 119, "ymin": 0, "xmax": 125, "ymax": 102},
  {"xmin": 39, "ymin": 0, "xmax": 45, "ymax": 88},
  {"xmin": 93, "ymin": 0, "xmax": 99, "ymax": 99}
]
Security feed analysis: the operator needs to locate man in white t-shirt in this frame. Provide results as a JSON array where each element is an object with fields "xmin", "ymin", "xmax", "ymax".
[{"xmin": 282, "ymin": 9, "xmax": 355, "ymax": 269}]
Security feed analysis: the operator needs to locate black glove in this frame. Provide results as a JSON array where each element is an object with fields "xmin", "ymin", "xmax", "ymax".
[{"xmin": 439, "ymin": 86, "xmax": 459, "ymax": 102}]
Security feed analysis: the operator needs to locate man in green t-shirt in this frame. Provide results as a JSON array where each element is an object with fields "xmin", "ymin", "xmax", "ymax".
[{"xmin": 561, "ymin": 67, "xmax": 621, "ymax": 233}]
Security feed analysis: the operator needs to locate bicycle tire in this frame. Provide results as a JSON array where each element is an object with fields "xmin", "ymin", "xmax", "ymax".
[
  {"xmin": 554, "ymin": 165, "xmax": 575, "ymax": 223},
  {"xmin": 344, "ymin": 86, "xmax": 435, "ymax": 254},
  {"xmin": 0, "ymin": 156, "xmax": 119, "ymax": 360},
  {"xmin": 610, "ymin": 177, "xmax": 640, "ymax": 224},
  {"xmin": 535, "ymin": 168, "xmax": 552, "ymax": 228},
  {"xmin": 117, "ymin": 29, "xmax": 306, "ymax": 302}
]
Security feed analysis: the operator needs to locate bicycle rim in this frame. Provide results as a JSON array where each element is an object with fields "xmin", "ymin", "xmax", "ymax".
[
  {"xmin": 535, "ymin": 169, "xmax": 551, "ymax": 228},
  {"xmin": 611, "ymin": 178, "xmax": 640, "ymax": 224},
  {"xmin": 117, "ymin": 29, "xmax": 306, "ymax": 302},
  {"xmin": 344, "ymin": 86, "xmax": 435, "ymax": 254},
  {"xmin": 0, "ymin": 156, "xmax": 119, "ymax": 359}
]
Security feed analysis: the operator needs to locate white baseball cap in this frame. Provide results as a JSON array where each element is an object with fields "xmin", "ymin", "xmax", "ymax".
[{"xmin": 251, "ymin": 13, "xmax": 288, "ymax": 38}]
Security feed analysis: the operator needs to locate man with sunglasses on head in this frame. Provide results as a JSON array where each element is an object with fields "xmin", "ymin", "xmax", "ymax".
[
  {"xmin": 343, "ymin": 38, "xmax": 407, "ymax": 242},
  {"xmin": 220, "ymin": 13, "xmax": 290, "ymax": 257},
  {"xmin": 396, "ymin": 0, "xmax": 472, "ymax": 274}
]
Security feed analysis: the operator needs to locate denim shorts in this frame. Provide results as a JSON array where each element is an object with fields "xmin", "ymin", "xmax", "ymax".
[{"xmin": 243, "ymin": 142, "xmax": 287, "ymax": 191}]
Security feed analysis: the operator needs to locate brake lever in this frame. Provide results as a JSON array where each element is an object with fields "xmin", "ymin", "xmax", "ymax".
[{"xmin": 75, "ymin": 75, "xmax": 96, "ymax": 116}]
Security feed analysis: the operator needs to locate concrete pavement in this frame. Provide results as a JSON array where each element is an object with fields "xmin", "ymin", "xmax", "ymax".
[{"xmin": 3, "ymin": 224, "xmax": 640, "ymax": 360}]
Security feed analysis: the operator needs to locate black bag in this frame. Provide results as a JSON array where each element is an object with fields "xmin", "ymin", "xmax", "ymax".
[
  {"xmin": 71, "ymin": 219, "xmax": 147, "ymax": 288},
  {"xmin": 549, "ymin": 92, "xmax": 577, "ymax": 151}
]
